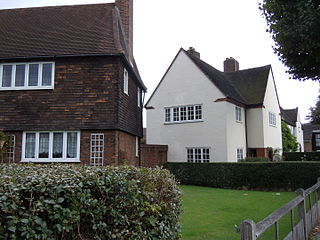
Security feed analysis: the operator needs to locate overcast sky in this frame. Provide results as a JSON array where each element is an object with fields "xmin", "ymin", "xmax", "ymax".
[{"xmin": 1, "ymin": 0, "xmax": 319, "ymax": 123}]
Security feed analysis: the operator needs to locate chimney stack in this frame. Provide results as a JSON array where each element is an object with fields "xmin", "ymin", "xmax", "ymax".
[
  {"xmin": 115, "ymin": 0, "xmax": 133, "ymax": 61},
  {"xmin": 187, "ymin": 47, "xmax": 200, "ymax": 59},
  {"xmin": 223, "ymin": 57, "xmax": 239, "ymax": 72}
]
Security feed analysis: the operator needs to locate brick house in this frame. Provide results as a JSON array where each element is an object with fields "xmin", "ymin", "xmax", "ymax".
[{"xmin": 0, "ymin": 1, "xmax": 147, "ymax": 166}]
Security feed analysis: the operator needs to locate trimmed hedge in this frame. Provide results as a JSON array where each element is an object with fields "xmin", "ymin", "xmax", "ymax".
[
  {"xmin": 164, "ymin": 162, "xmax": 320, "ymax": 191},
  {"xmin": 283, "ymin": 152, "xmax": 320, "ymax": 161},
  {"xmin": 240, "ymin": 157, "xmax": 269, "ymax": 162},
  {"xmin": 0, "ymin": 164, "xmax": 182, "ymax": 240}
]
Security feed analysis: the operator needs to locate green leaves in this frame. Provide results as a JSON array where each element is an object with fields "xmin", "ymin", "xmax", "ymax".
[{"xmin": 0, "ymin": 164, "xmax": 182, "ymax": 240}]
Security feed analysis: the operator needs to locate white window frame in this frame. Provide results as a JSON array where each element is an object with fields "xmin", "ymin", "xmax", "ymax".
[
  {"xmin": 186, "ymin": 147, "xmax": 210, "ymax": 163},
  {"xmin": 269, "ymin": 112, "xmax": 277, "ymax": 126},
  {"xmin": 164, "ymin": 104, "xmax": 203, "ymax": 124},
  {"xmin": 124, "ymin": 68, "xmax": 129, "ymax": 95},
  {"xmin": 0, "ymin": 62, "xmax": 55, "ymax": 91},
  {"xmin": 21, "ymin": 131, "xmax": 80, "ymax": 163},
  {"xmin": 6, "ymin": 135, "xmax": 15, "ymax": 163},
  {"xmin": 235, "ymin": 106, "xmax": 242, "ymax": 122},
  {"xmin": 90, "ymin": 133, "xmax": 104, "ymax": 166},
  {"xmin": 237, "ymin": 148, "xmax": 244, "ymax": 162}
]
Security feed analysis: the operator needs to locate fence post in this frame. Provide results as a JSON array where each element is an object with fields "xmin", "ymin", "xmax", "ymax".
[
  {"xmin": 240, "ymin": 220, "xmax": 256, "ymax": 240},
  {"xmin": 296, "ymin": 188, "xmax": 308, "ymax": 240}
]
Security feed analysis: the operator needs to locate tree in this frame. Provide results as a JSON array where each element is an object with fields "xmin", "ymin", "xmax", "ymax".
[
  {"xmin": 260, "ymin": 0, "xmax": 320, "ymax": 81},
  {"xmin": 306, "ymin": 94, "xmax": 320, "ymax": 123},
  {"xmin": 281, "ymin": 121, "xmax": 298, "ymax": 152}
]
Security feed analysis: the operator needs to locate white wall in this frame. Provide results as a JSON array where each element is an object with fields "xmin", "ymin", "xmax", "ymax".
[
  {"xmin": 262, "ymin": 71, "xmax": 282, "ymax": 150},
  {"xmin": 247, "ymin": 108, "xmax": 264, "ymax": 148},
  {"xmin": 225, "ymin": 103, "xmax": 247, "ymax": 161},
  {"xmin": 146, "ymin": 50, "xmax": 229, "ymax": 162},
  {"xmin": 295, "ymin": 112, "xmax": 304, "ymax": 152}
]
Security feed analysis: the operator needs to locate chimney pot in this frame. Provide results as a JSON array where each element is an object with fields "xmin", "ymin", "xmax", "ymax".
[
  {"xmin": 224, "ymin": 57, "xmax": 239, "ymax": 72},
  {"xmin": 187, "ymin": 47, "xmax": 200, "ymax": 59}
]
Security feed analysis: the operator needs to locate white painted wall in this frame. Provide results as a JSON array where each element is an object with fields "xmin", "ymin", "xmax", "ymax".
[
  {"xmin": 262, "ymin": 71, "xmax": 282, "ymax": 150},
  {"xmin": 295, "ymin": 111, "xmax": 304, "ymax": 152},
  {"xmin": 247, "ymin": 108, "xmax": 264, "ymax": 148},
  {"xmin": 146, "ymin": 50, "xmax": 230, "ymax": 162},
  {"xmin": 225, "ymin": 103, "xmax": 247, "ymax": 161}
]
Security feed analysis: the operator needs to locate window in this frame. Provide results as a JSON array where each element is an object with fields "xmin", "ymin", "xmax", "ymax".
[
  {"xmin": 237, "ymin": 148, "xmax": 244, "ymax": 162},
  {"xmin": 6, "ymin": 135, "xmax": 15, "ymax": 163},
  {"xmin": 135, "ymin": 136, "xmax": 139, "ymax": 157},
  {"xmin": 315, "ymin": 134, "xmax": 320, "ymax": 147},
  {"xmin": 269, "ymin": 112, "xmax": 276, "ymax": 126},
  {"xmin": 22, "ymin": 131, "xmax": 80, "ymax": 162},
  {"xmin": 124, "ymin": 68, "xmax": 129, "ymax": 95},
  {"xmin": 165, "ymin": 105, "xmax": 202, "ymax": 123},
  {"xmin": 137, "ymin": 87, "xmax": 141, "ymax": 107},
  {"xmin": 90, "ymin": 133, "xmax": 104, "ymax": 166},
  {"xmin": 235, "ymin": 106, "xmax": 242, "ymax": 122},
  {"xmin": 0, "ymin": 62, "xmax": 54, "ymax": 90},
  {"xmin": 187, "ymin": 147, "xmax": 210, "ymax": 163}
]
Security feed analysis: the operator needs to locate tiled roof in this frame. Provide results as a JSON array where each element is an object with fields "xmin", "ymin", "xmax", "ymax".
[
  {"xmin": 185, "ymin": 49, "xmax": 271, "ymax": 106},
  {"xmin": 0, "ymin": 3, "xmax": 146, "ymax": 90},
  {"xmin": 281, "ymin": 107, "xmax": 298, "ymax": 126}
]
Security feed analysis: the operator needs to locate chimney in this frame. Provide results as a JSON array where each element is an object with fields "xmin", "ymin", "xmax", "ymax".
[
  {"xmin": 115, "ymin": 0, "xmax": 133, "ymax": 61},
  {"xmin": 187, "ymin": 47, "xmax": 200, "ymax": 59},
  {"xmin": 223, "ymin": 57, "xmax": 239, "ymax": 72}
]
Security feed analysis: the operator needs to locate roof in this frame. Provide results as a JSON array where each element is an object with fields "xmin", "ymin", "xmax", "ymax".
[
  {"xmin": 0, "ymin": 3, "xmax": 146, "ymax": 90},
  {"xmin": 184, "ymin": 49, "xmax": 271, "ymax": 106},
  {"xmin": 281, "ymin": 107, "xmax": 298, "ymax": 126},
  {"xmin": 302, "ymin": 123, "xmax": 320, "ymax": 141}
]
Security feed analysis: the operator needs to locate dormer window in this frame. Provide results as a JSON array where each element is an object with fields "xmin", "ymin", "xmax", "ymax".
[
  {"xmin": 124, "ymin": 68, "xmax": 129, "ymax": 95},
  {"xmin": 0, "ymin": 62, "xmax": 54, "ymax": 90}
]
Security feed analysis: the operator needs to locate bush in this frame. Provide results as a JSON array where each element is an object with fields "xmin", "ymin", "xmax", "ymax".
[
  {"xmin": 240, "ymin": 157, "xmax": 269, "ymax": 162},
  {"xmin": 0, "ymin": 164, "xmax": 182, "ymax": 240},
  {"xmin": 283, "ymin": 152, "xmax": 320, "ymax": 161},
  {"xmin": 164, "ymin": 162, "xmax": 320, "ymax": 191}
]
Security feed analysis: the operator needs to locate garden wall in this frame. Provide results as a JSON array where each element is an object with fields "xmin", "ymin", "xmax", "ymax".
[{"xmin": 140, "ymin": 144, "xmax": 168, "ymax": 167}]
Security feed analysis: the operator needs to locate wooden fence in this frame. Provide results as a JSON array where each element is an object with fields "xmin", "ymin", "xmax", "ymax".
[{"xmin": 240, "ymin": 178, "xmax": 320, "ymax": 240}]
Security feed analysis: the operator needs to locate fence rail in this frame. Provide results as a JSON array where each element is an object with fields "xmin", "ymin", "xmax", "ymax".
[{"xmin": 240, "ymin": 178, "xmax": 320, "ymax": 240}]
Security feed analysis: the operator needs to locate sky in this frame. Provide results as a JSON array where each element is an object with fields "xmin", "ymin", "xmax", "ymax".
[{"xmin": 0, "ymin": 0, "xmax": 319, "ymax": 123}]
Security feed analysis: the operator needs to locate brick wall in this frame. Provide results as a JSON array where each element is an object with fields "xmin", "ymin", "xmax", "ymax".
[{"xmin": 140, "ymin": 144, "xmax": 168, "ymax": 168}]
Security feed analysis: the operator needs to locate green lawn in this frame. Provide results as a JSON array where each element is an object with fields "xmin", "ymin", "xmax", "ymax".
[{"xmin": 181, "ymin": 185, "xmax": 296, "ymax": 240}]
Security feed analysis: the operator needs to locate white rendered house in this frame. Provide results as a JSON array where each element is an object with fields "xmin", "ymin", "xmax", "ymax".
[
  {"xmin": 281, "ymin": 107, "xmax": 304, "ymax": 152},
  {"xmin": 145, "ymin": 48, "xmax": 282, "ymax": 162}
]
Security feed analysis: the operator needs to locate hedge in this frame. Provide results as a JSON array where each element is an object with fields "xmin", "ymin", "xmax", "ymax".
[
  {"xmin": 164, "ymin": 162, "xmax": 320, "ymax": 191},
  {"xmin": 283, "ymin": 152, "xmax": 320, "ymax": 161},
  {"xmin": 0, "ymin": 164, "xmax": 182, "ymax": 240}
]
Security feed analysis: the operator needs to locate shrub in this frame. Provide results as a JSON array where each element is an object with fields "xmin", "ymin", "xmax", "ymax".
[
  {"xmin": 283, "ymin": 152, "xmax": 320, "ymax": 161},
  {"xmin": 164, "ymin": 162, "xmax": 320, "ymax": 191},
  {"xmin": 240, "ymin": 157, "xmax": 269, "ymax": 162},
  {"xmin": 0, "ymin": 164, "xmax": 182, "ymax": 240}
]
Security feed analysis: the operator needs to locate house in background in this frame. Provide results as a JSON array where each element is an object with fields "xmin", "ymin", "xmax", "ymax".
[
  {"xmin": 302, "ymin": 123, "xmax": 320, "ymax": 152},
  {"xmin": 0, "ymin": 0, "xmax": 146, "ymax": 166},
  {"xmin": 146, "ymin": 47, "xmax": 282, "ymax": 163},
  {"xmin": 281, "ymin": 107, "xmax": 304, "ymax": 151}
]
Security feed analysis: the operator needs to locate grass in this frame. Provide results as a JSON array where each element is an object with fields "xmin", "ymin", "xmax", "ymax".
[{"xmin": 180, "ymin": 185, "xmax": 296, "ymax": 240}]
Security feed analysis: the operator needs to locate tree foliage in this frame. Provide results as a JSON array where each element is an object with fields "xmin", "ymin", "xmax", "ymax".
[
  {"xmin": 281, "ymin": 121, "xmax": 298, "ymax": 152},
  {"xmin": 260, "ymin": 0, "xmax": 320, "ymax": 81},
  {"xmin": 306, "ymin": 94, "xmax": 320, "ymax": 123}
]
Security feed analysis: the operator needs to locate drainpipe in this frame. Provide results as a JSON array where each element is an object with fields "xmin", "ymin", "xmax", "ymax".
[{"xmin": 245, "ymin": 108, "xmax": 249, "ymax": 158}]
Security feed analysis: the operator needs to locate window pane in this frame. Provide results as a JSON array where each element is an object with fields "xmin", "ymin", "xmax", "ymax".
[
  {"xmin": 25, "ymin": 133, "xmax": 36, "ymax": 158},
  {"xmin": 28, "ymin": 64, "xmax": 39, "ymax": 86},
  {"xmin": 2, "ymin": 65, "xmax": 12, "ymax": 87},
  {"xmin": 165, "ymin": 108, "xmax": 171, "ymax": 122},
  {"xmin": 39, "ymin": 133, "xmax": 49, "ymax": 158},
  {"xmin": 188, "ymin": 106, "xmax": 194, "ymax": 120},
  {"xmin": 67, "ymin": 132, "xmax": 78, "ymax": 158},
  {"xmin": 187, "ymin": 149, "xmax": 194, "ymax": 163},
  {"xmin": 53, "ymin": 133, "xmax": 63, "ymax": 158},
  {"xmin": 316, "ymin": 134, "xmax": 320, "ymax": 147},
  {"xmin": 181, "ymin": 107, "xmax": 187, "ymax": 121},
  {"xmin": 195, "ymin": 105, "xmax": 202, "ymax": 120},
  {"xmin": 15, "ymin": 64, "xmax": 26, "ymax": 87},
  {"xmin": 173, "ymin": 108, "xmax": 179, "ymax": 121},
  {"xmin": 42, "ymin": 63, "xmax": 53, "ymax": 86}
]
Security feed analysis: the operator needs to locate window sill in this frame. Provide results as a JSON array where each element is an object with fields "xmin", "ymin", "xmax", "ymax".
[
  {"xmin": 236, "ymin": 120, "xmax": 243, "ymax": 124},
  {"xmin": 21, "ymin": 159, "xmax": 80, "ymax": 163},
  {"xmin": 0, "ymin": 86, "xmax": 54, "ymax": 91},
  {"xmin": 164, "ymin": 120, "xmax": 204, "ymax": 125},
  {"xmin": 269, "ymin": 124, "xmax": 277, "ymax": 128}
]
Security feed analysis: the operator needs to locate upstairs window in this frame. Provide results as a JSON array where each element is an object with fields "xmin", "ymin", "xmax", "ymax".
[
  {"xmin": 137, "ymin": 87, "xmax": 141, "ymax": 107},
  {"xmin": 0, "ymin": 62, "xmax": 54, "ymax": 90},
  {"xmin": 165, "ymin": 104, "xmax": 202, "ymax": 123},
  {"xmin": 269, "ymin": 112, "xmax": 276, "ymax": 126},
  {"xmin": 124, "ymin": 68, "xmax": 129, "ymax": 95},
  {"xmin": 235, "ymin": 106, "xmax": 242, "ymax": 122}
]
